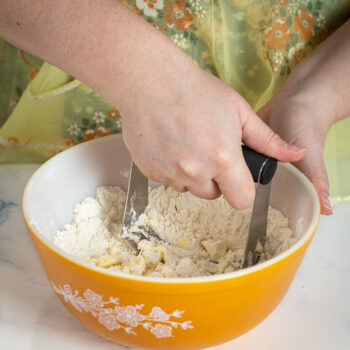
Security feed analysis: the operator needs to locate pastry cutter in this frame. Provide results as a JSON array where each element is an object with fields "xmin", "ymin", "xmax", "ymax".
[
  {"xmin": 241, "ymin": 146, "xmax": 277, "ymax": 268},
  {"xmin": 121, "ymin": 146, "xmax": 277, "ymax": 268}
]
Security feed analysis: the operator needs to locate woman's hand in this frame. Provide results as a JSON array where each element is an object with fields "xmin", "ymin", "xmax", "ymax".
[
  {"xmin": 258, "ymin": 91, "xmax": 333, "ymax": 215},
  {"xmin": 258, "ymin": 20, "xmax": 350, "ymax": 215},
  {"xmin": 119, "ymin": 49, "xmax": 304, "ymax": 209}
]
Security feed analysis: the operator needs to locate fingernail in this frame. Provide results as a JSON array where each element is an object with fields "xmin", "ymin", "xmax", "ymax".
[
  {"xmin": 285, "ymin": 142, "xmax": 306, "ymax": 153},
  {"xmin": 321, "ymin": 192, "xmax": 333, "ymax": 215}
]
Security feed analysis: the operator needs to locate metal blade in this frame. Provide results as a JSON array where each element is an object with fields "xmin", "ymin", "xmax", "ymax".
[
  {"xmin": 121, "ymin": 161, "xmax": 148, "ymax": 234},
  {"xmin": 241, "ymin": 181, "xmax": 271, "ymax": 268}
]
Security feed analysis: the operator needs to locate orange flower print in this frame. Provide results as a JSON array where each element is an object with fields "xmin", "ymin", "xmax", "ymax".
[
  {"xmin": 152, "ymin": 22, "xmax": 164, "ymax": 31},
  {"xmin": 262, "ymin": 49, "xmax": 268, "ymax": 61},
  {"xmin": 107, "ymin": 108, "xmax": 121, "ymax": 120},
  {"xmin": 83, "ymin": 127, "xmax": 110, "ymax": 142},
  {"xmin": 163, "ymin": 0, "xmax": 193, "ymax": 31},
  {"xmin": 292, "ymin": 48, "xmax": 307, "ymax": 65},
  {"xmin": 264, "ymin": 18, "xmax": 290, "ymax": 50},
  {"xmin": 83, "ymin": 129, "xmax": 96, "ymax": 141},
  {"xmin": 136, "ymin": 0, "xmax": 164, "ymax": 18},
  {"xmin": 293, "ymin": 8, "xmax": 315, "ymax": 41},
  {"xmin": 278, "ymin": 0, "xmax": 288, "ymax": 6},
  {"xmin": 7, "ymin": 137, "xmax": 19, "ymax": 144},
  {"xmin": 96, "ymin": 126, "xmax": 110, "ymax": 137},
  {"xmin": 132, "ymin": 3, "xmax": 140, "ymax": 15},
  {"xmin": 65, "ymin": 139, "xmax": 77, "ymax": 147},
  {"xmin": 20, "ymin": 50, "xmax": 39, "ymax": 80}
]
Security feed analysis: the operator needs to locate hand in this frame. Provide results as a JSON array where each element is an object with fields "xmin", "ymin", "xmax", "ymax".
[
  {"xmin": 258, "ymin": 90, "xmax": 333, "ymax": 215},
  {"xmin": 257, "ymin": 20, "xmax": 350, "ymax": 216},
  {"xmin": 118, "ymin": 49, "xmax": 304, "ymax": 210}
]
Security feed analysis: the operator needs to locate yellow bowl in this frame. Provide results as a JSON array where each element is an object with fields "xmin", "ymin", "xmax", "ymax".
[{"xmin": 22, "ymin": 135, "xmax": 320, "ymax": 350}]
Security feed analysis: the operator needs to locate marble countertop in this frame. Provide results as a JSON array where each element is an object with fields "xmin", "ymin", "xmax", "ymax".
[{"xmin": 1, "ymin": 164, "xmax": 349, "ymax": 350}]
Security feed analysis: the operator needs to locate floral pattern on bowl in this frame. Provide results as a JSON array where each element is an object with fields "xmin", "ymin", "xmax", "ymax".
[{"xmin": 51, "ymin": 282, "xmax": 194, "ymax": 339}]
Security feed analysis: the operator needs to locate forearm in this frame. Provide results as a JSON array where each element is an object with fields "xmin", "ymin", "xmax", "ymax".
[
  {"xmin": 282, "ymin": 20, "xmax": 350, "ymax": 127},
  {"xmin": 0, "ymin": 0, "xmax": 189, "ymax": 107}
]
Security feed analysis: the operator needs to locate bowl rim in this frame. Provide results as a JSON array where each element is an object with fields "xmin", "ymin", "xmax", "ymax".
[{"xmin": 22, "ymin": 135, "xmax": 321, "ymax": 285}]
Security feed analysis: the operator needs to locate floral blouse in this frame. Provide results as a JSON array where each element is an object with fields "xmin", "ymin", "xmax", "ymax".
[{"xmin": 0, "ymin": 0, "xmax": 349, "ymax": 200}]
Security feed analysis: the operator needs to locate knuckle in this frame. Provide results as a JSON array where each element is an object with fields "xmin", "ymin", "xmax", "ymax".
[
  {"xmin": 178, "ymin": 160, "xmax": 201, "ymax": 180},
  {"xmin": 214, "ymin": 149, "xmax": 233, "ymax": 171}
]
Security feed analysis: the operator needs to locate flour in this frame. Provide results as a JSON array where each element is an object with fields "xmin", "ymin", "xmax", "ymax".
[{"xmin": 54, "ymin": 185, "xmax": 303, "ymax": 277}]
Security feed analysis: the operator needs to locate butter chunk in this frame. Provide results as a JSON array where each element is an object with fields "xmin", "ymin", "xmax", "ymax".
[
  {"xmin": 176, "ymin": 257, "xmax": 194, "ymax": 277},
  {"xmin": 202, "ymin": 239, "xmax": 227, "ymax": 259},
  {"xmin": 127, "ymin": 256, "xmax": 146, "ymax": 275}
]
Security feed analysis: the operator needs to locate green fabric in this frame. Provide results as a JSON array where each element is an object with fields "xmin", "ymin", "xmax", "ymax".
[
  {"xmin": 0, "ymin": 0, "xmax": 350, "ymax": 202},
  {"xmin": 0, "ymin": 42, "xmax": 43, "ymax": 127},
  {"xmin": 325, "ymin": 118, "xmax": 350, "ymax": 203}
]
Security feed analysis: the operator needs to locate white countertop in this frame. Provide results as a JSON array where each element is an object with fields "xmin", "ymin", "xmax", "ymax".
[{"xmin": 0, "ymin": 164, "xmax": 349, "ymax": 350}]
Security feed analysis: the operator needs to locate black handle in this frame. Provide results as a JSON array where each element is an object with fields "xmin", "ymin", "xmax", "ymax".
[{"xmin": 242, "ymin": 145, "xmax": 277, "ymax": 185}]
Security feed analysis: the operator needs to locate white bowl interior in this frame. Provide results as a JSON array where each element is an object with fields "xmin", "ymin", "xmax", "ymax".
[{"xmin": 23, "ymin": 135, "xmax": 319, "ymax": 262}]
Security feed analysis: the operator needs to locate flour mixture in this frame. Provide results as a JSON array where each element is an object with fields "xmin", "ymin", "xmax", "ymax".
[{"xmin": 54, "ymin": 186, "xmax": 303, "ymax": 277}]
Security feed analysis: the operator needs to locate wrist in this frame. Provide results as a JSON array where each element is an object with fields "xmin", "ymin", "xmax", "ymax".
[{"xmin": 275, "ymin": 63, "xmax": 344, "ymax": 131}]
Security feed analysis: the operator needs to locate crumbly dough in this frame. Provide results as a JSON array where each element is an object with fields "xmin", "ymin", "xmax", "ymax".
[{"xmin": 54, "ymin": 186, "xmax": 303, "ymax": 277}]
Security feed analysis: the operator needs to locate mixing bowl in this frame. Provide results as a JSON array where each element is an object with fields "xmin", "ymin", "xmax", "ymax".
[{"xmin": 22, "ymin": 134, "xmax": 320, "ymax": 350}]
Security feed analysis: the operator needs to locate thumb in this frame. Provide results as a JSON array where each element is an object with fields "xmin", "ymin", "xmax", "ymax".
[
  {"xmin": 241, "ymin": 110, "xmax": 305, "ymax": 162},
  {"xmin": 294, "ymin": 150, "xmax": 333, "ymax": 215}
]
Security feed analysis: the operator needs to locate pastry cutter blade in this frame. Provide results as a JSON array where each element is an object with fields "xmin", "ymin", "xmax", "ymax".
[
  {"xmin": 121, "ymin": 161, "xmax": 149, "ymax": 250},
  {"xmin": 241, "ymin": 148, "xmax": 277, "ymax": 268},
  {"xmin": 121, "ymin": 161, "xmax": 167, "ymax": 251}
]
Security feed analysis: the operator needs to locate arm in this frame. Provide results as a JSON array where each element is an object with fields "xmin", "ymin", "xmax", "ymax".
[
  {"xmin": 0, "ymin": 0, "xmax": 304, "ymax": 209},
  {"xmin": 259, "ymin": 20, "xmax": 350, "ymax": 214},
  {"xmin": 0, "ymin": 0, "xmax": 178, "ymax": 105}
]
